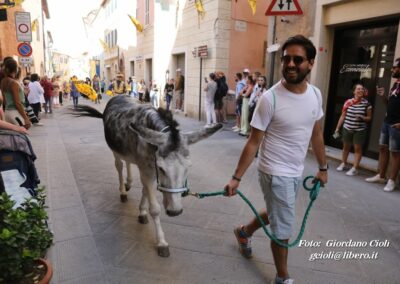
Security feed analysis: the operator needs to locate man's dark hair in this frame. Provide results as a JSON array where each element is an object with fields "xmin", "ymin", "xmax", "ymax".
[
  {"xmin": 209, "ymin": 73, "xmax": 216, "ymax": 80},
  {"xmin": 281, "ymin": 35, "xmax": 316, "ymax": 60},
  {"xmin": 236, "ymin": 73, "xmax": 242, "ymax": 80},
  {"xmin": 31, "ymin": 73, "xmax": 39, "ymax": 82}
]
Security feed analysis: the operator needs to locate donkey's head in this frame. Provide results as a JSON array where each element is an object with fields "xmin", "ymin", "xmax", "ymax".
[{"xmin": 130, "ymin": 110, "xmax": 222, "ymax": 217}]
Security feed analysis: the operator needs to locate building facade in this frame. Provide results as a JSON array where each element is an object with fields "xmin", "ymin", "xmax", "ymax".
[
  {"xmin": 311, "ymin": 0, "xmax": 400, "ymax": 159},
  {"xmin": 89, "ymin": 0, "xmax": 400, "ymax": 159},
  {"xmin": 123, "ymin": 0, "xmax": 269, "ymax": 118},
  {"xmin": 51, "ymin": 50, "xmax": 70, "ymax": 80},
  {"xmin": 0, "ymin": 0, "xmax": 50, "ymax": 76},
  {"xmin": 260, "ymin": 0, "xmax": 399, "ymax": 159}
]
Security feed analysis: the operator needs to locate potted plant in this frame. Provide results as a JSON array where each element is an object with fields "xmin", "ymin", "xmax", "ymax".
[{"xmin": 0, "ymin": 187, "xmax": 53, "ymax": 284}]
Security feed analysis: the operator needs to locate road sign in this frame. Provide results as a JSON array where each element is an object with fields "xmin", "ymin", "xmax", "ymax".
[
  {"xmin": 265, "ymin": 0, "xmax": 303, "ymax": 16},
  {"xmin": 19, "ymin": 57, "xmax": 33, "ymax": 66},
  {"xmin": 17, "ymin": 42, "xmax": 33, "ymax": 57},
  {"xmin": 15, "ymin": 11, "xmax": 32, "ymax": 42},
  {"xmin": 197, "ymin": 45, "xmax": 208, "ymax": 58}
]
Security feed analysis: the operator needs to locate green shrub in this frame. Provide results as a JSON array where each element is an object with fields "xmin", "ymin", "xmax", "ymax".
[{"xmin": 0, "ymin": 187, "xmax": 53, "ymax": 282}]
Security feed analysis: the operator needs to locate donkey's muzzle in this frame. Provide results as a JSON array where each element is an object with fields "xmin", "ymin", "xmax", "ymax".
[{"xmin": 166, "ymin": 208, "xmax": 183, "ymax": 217}]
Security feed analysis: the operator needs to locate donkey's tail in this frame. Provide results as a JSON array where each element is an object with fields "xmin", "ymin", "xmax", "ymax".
[{"xmin": 72, "ymin": 105, "xmax": 103, "ymax": 119}]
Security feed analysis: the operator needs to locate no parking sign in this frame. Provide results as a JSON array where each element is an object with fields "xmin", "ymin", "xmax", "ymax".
[{"xmin": 17, "ymin": 42, "xmax": 33, "ymax": 57}]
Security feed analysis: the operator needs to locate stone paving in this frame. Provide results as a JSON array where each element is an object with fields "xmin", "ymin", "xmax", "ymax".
[{"xmin": 28, "ymin": 98, "xmax": 400, "ymax": 284}]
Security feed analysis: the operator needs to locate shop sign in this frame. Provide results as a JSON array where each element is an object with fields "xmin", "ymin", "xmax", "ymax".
[
  {"xmin": 340, "ymin": 64, "xmax": 371, "ymax": 73},
  {"xmin": 197, "ymin": 45, "xmax": 208, "ymax": 58}
]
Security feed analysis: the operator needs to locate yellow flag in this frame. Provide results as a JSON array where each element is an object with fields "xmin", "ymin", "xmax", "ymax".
[
  {"xmin": 128, "ymin": 14, "xmax": 144, "ymax": 33},
  {"xmin": 31, "ymin": 19, "xmax": 38, "ymax": 32},
  {"xmin": 99, "ymin": 39, "xmax": 110, "ymax": 53},
  {"xmin": 195, "ymin": 0, "xmax": 205, "ymax": 19},
  {"xmin": 248, "ymin": 0, "xmax": 256, "ymax": 15}
]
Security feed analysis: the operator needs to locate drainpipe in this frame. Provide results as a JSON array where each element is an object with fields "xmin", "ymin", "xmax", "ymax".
[
  {"xmin": 268, "ymin": 16, "xmax": 276, "ymax": 88},
  {"xmin": 41, "ymin": 6, "xmax": 46, "ymax": 75},
  {"xmin": 117, "ymin": 45, "xmax": 120, "ymax": 73}
]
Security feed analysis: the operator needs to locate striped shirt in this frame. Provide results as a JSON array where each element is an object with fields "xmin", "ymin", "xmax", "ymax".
[{"xmin": 343, "ymin": 98, "xmax": 371, "ymax": 131}]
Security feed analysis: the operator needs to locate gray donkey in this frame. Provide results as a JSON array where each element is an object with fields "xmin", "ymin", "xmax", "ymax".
[{"xmin": 74, "ymin": 96, "xmax": 222, "ymax": 257}]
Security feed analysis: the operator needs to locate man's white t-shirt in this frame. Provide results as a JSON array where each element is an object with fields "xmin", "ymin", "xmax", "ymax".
[
  {"xmin": 250, "ymin": 81, "xmax": 324, "ymax": 177},
  {"xmin": 28, "ymin": 81, "xmax": 44, "ymax": 104}
]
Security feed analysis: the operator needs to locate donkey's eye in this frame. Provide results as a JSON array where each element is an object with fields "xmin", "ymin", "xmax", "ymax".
[{"xmin": 158, "ymin": 168, "xmax": 166, "ymax": 174}]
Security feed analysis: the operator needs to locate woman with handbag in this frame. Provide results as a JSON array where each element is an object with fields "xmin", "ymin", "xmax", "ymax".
[
  {"xmin": 0, "ymin": 58, "xmax": 31, "ymax": 129},
  {"xmin": 335, "ymin": 83, "xmax": 372, "ymax": 176}
]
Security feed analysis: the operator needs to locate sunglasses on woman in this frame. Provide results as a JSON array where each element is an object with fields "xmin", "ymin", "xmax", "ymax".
[{"xmin": 281, "ymin": 55, "xmax": 308, "ymax": 66}]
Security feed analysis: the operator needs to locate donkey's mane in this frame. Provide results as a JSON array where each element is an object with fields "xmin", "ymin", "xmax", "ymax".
[{"xmin": 155, "ymin": 108, "xmax": 181, "ymax": 154}]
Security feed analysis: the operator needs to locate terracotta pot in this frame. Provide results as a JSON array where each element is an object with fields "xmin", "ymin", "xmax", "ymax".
[{"xmin": 38, "ymin": 258, "xmax": 53, "ymax": 284}]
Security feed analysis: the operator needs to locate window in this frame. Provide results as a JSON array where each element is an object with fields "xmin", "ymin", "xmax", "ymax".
[
  {"xmin": 130, "ymin": 61, "xmax": 135, "ymax": 76},
  {"xmin": 105, "ymin": 30, "xmax": 118, "ymax": 48},
  {"xmin": 145, "ymin": 0, "xmax": 149, "ymax": 25}
]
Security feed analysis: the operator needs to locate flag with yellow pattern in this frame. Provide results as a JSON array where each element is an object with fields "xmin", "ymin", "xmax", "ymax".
[
  {"xmin": 128, "ymin": 14, "xmax": 144, "ymax": 33},
  {"xmin": 248, "ymin": 0, "xmax": 257, "ymax": 15},
  {"xmin": 99, "ymin": 39, "xmax": 110, "ymax": 53},
  {"xmin": 195, "ymin": 0, "xmax": 205, "ymax": 19}
]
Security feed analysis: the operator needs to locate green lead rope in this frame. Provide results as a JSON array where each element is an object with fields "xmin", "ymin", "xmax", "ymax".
[{"xmin": 190, "ymin": 175, "xmax": 321, "ymax": 248}]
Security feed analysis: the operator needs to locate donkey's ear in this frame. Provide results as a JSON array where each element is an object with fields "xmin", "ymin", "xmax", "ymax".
[
  {"xmin": 129, "ymin": 123, "xmax": 168, "ymax": 146},
  {"xmin": 183, "ymin": 123, "xmax": 223, "ymax": 145}
]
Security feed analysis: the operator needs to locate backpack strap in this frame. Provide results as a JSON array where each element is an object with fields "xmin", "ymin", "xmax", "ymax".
[
  {"xmin": 310, "ymin": 85, "xmax": 322, "ymax": 109},
  {"xmin": 270, "ymin": 90, "xmax": 276, "ymax": 112}
]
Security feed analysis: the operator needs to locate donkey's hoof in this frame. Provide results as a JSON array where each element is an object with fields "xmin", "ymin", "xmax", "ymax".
[
  {"xmin": 124, "ymin": 183, "xmax": 131, "ymax": 192},
  {"xmin": 138, "ymin": 215, "xmax": 149, "ymax": 224},
  {"xmin": 157, "ymin": 246, "xmax": 170, "ymax": 257},
  {"xmin": 120, "ymin": 195, "xmax": 128, "ymax": 202}
]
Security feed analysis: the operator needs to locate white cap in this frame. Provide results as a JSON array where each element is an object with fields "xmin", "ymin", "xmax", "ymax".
[
  {"xmin": 176, "ymin": 68, "xmax": 181, "ymax": 72},
  {"xmin": 243, "ymin": 68, "xmax": 250, "ymax": 73}
]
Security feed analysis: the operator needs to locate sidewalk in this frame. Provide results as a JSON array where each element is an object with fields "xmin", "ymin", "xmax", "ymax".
[{"xmin": 28, "ymin": 100, "xmax": 400, "ymax": 284}]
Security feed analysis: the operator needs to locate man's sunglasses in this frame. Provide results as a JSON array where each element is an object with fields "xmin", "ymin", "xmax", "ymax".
[{"xmin": 281, "ymin": 55, "xmax": 308, "ymax": 66}]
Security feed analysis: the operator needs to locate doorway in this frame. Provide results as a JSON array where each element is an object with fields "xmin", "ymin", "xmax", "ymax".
[
  {"xmin": 145, "ymin": 58, "xmax": 152, "ymax": 87},
  {"xmin": 324, "ymin": 21, "xmax": 399, "ymax": 159},
  {"xmin": 173, "ymin": 53, "xmax": 185, "ymax": 111}
]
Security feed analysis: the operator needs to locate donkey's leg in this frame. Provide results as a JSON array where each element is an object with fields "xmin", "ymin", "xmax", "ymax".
[
  {"xmin": 113, "ymin": 153, "xmax": 127, "ymax": 202},
  {"xmin": 138, "ymin": 187, "xmax": 149, "ymax": 224},
  {"xmin": 125, "ymin": 162, "xmax": 132, "ymax": 192},
  {"xmin": 140, "ymin": 171, "xmax": 169, "ymax": 257}
]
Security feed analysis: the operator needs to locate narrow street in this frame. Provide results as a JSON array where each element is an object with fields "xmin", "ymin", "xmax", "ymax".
[{"xmin": 29, "ymin": 99, "xmax": 400, "ymax": 284}]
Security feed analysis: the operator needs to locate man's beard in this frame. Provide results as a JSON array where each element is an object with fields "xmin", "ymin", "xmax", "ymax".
[{"xmin": 282, "ymin": 67, "xmax": 310, "ymax": 84}]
